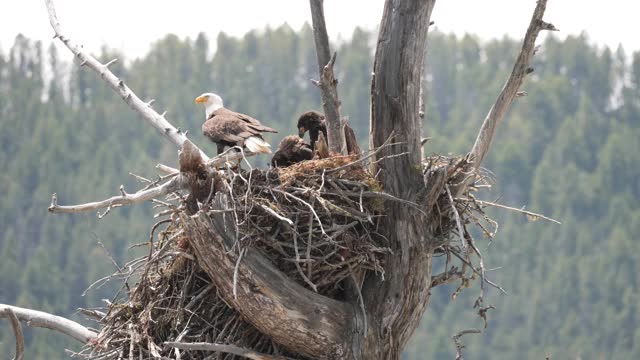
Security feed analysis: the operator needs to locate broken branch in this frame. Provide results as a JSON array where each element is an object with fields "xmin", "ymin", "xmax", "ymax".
[
  {"xmin": 309, "ymin": 0, "xmax": 345, "ymax": 154},
  {"xmin": 467, "ymin": 0, "xmax": 555, "ymax": 171}
]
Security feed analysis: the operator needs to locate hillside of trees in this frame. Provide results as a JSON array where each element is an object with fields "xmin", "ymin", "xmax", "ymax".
[{"xmin": 0, "ymin": 25, "xmax": 638, "ymax": 359}]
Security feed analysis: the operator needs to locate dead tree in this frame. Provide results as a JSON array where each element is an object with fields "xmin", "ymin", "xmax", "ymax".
[{"xmin": 0, "ymin": 0, "xmax": 558, "ymax": 359}]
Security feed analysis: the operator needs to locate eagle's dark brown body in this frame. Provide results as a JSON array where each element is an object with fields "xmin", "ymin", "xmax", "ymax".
[
  {"xmin": 271, "ymin": 135, "xmax": 314, "ymax": 167},
  {"xmin": 297, "ymin": 111, "xmax": 327, "ymax": 152},
  {"xmin": 202, "ymin": 107, "xmax": 277, "ymax": 154}
]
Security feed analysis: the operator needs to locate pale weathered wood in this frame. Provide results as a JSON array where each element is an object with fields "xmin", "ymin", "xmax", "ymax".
[
  {"xmin": 183, "ymin": 202, "xmax": 352, "ymax": 360},
  {"xmin": 362, "ymin": 0, "xmax": 436, "ymax": 358},
  {"xmin": 309, "ymin": 0, "xmax": 345, "ymax": 154},
  {"xmin": 6, "ymin": 308, "xmax": 24, "ymax": 360},
  {"xmin": 165, "ymin": 342, "xmax": 290, "ymax": 360},
  {"xmin": 47, "ymin": 176, "xmax": 185, "ymax": 214},
  {"xmin": 468, "ymin": 0, "xmax": 556, "ymax": 170},
  {"xmin": 48, "ymin": 144, "xmax": 252, "ymax": 215},
  {"xmin": 0, "ymin": 304, "xmax": 97, "ymax": 344},
  {"xmin": 45, "ymin": 0, "xmax": 209, "ymax": 161}
]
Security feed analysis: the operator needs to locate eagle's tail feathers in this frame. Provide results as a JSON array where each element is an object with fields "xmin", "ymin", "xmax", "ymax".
[{"xmin": 245, "ymin": 136, "xmax": 272, "ymax": 154}]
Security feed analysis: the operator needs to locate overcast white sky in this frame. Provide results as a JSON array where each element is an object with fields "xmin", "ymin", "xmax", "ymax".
[{"xmin": 0, "ymin": 1, "xmax": 636, "ymax": 59}]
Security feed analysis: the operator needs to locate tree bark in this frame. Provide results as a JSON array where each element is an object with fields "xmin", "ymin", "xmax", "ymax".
[
  {"xmin": 359, "ymin": 0, "xmax": 437, "ymax": 358},
  {"xmin": 467, "ymin": 0, "xmax": 556, "ymax": 170},
  {"xmin": 183, "ymin": 199, "xmax": 353, "ymax": 359},
  {"xmin": 309, "ymin": 0, "xmax": 345, "ymax": 154}
]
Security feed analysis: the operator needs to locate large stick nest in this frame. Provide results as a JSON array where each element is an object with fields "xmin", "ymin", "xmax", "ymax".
[{"xmin": 73, "ymin": 150, "xmax": 497, "ymax": 360}]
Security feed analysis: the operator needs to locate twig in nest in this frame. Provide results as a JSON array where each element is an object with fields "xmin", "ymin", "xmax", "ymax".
[
  {"xmin": 446, "ymin": 185, "xmax": 467, "ymax": 251},
  {"xmin": 233, "ymin": 247, "xmax": 246, "ymax": 300},
  {"xmin": 271, "ymin": 188, "xmax": 328, "ymax": 239},
  {"xmin": 347, "ymin": 263, "xmax": 367, "ymax": 335},
  {"xmin": 165, "ymin": 341, "xmax": 292, "ymax": 360},
  {"xmin": 148, "ymin": 219, "xmax": 171, "ymax": 260},
  {"xmin": 260, "ymin": 204, "xmax": 294, "ymax": 226},
  {"xmin": 293, "ymin": 219, "xmax": 318, "ymax": 292}
]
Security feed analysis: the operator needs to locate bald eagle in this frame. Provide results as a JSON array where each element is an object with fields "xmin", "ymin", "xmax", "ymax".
[
  {"xmin": 297, "ymin": 111, "xmax": 326, "ymax": 152},
  {"xmin": 271, "ymin": 135, "xmax": 314, "ymax": 168},
  {"xmin": 195, "ymin": 92, "xmax": 277, "ymax": 155}
]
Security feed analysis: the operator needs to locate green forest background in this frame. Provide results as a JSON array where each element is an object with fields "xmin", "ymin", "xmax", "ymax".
[{"xmin": 0, "ymin": 23, "xmax": 639, "ymax": 359}]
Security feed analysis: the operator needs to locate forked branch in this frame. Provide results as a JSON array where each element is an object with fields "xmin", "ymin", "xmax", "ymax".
[
  {"xmin": 48, "ymin": 176, "xmax": 186, "ymax": 215},
  {"xmin": 468, "ymin": 0, "xmax": 556, "ymax": 170}
]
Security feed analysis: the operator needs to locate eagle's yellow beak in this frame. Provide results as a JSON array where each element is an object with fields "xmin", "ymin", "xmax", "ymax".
[{"xmin": 194, "ymin": 95, "xmax": 208, "ymax": 104}]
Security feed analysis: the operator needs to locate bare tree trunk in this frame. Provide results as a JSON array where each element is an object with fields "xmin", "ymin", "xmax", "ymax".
[{"xmin": 357, "ymin": 0, "xmax": 437, "ymax": 358}]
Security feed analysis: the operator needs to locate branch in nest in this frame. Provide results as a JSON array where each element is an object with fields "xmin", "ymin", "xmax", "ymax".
[
  {"xmin": 45, "ymin": 0, "xmax": 210, "ymax": 161},
  {"xmin": 0, "ymin": 304, "xmax": 97, "ymax": 344},
  {"xmin": 6, "ymin": 308, "xmax": 24, "ymax": 360},
  {"xmin": 325, "ymin": 130, "xmax": 395, "ymax": 175},
  {"xmin": 466, "ymin": 0, "xmax": 555, "ymax": 175},
  {"xmin": 165, "ymin": 341, "xmax": 292, "ymax": 360}
]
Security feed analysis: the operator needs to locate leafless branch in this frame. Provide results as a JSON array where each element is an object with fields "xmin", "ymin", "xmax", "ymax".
[
  {"xmin": 466, "ymin": 198, "xmax": 561, "ymax": 224},
  {"xmin": 47, "ymin": 145, "xmax": 261, "ymax": 217},
  {"xmin": 5, "ymin": 308, "xmax": 24, "ymax": 360},
  {"xmin": 430, "ymin": 267, "xmax": 464, "ymax": 288},
  {"xmin": 165, "ymin": 341, "xmax": 292, "ymax": 360},
  {"xmin": 45, "ymin": 0, "xmax": 210, "ymax": 161},
  {"xmin": 468, "ymin": 0, "xmax": 556, "ymax": 171},
  {"xmin": 0, "ymin": 304, "xmax": 98, "ymax": 344},
  {"xmin": 48, "ymin": 175, "xmax": 186, "ymax": 215},
  {"xmin": 452, "ymin": 328, "xmax": 481, "ymax": 360},
  {"xmin": 309, "ymin": 0, "xmax": 345, "ymax": 154}
]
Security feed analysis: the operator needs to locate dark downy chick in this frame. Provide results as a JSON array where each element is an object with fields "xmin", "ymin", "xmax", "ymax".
[
  {"xmin": 271, "ymin": 135, "xmax": 314, "ymax": 167},
  {"xmin": 297, "ymin": 111, "xmax": 327, "ymax": 152}
]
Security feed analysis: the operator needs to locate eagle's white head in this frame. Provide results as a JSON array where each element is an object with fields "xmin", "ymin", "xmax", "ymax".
[{"xmin": 194, "ymin": 92, "xmax": 224, "ymax": 118}]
